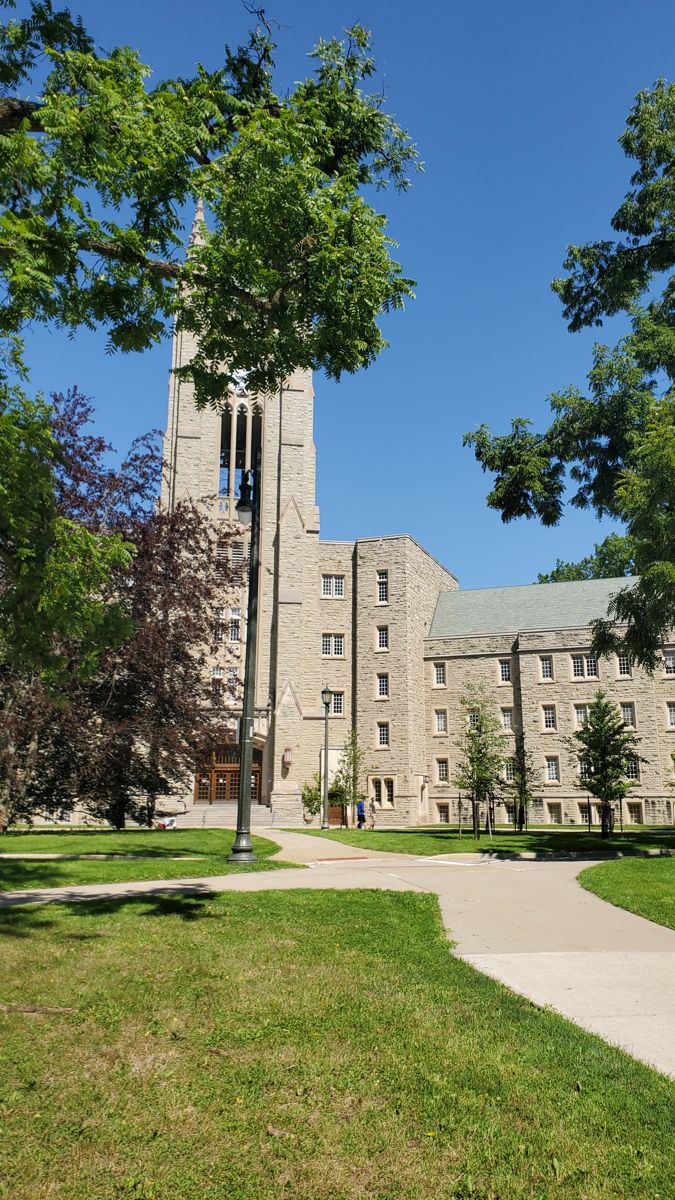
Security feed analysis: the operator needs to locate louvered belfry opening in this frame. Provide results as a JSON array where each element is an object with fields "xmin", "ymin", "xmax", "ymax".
[{"xmin": 219, "ymin": 399, "xmax": 263, "ymax": 502}]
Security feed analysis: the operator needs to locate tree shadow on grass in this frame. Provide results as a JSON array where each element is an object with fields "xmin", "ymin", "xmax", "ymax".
[
  {"xmin": 0, "ymin": 889, "xmax": 218, "ymax": 938},
  {"xmin": 365, "ymin": 827, "xmax": 675, "ymax": 857}
]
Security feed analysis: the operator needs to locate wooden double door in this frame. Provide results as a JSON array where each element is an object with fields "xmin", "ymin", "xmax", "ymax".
[{"xmin": 195, "ymin": 746, "xmax": 262, "ymax": 805}]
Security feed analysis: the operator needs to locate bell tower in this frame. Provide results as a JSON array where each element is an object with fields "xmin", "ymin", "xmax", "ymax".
[{"xmin": 161, "ymin": 218, "xmax": 320, "ymax": 814}]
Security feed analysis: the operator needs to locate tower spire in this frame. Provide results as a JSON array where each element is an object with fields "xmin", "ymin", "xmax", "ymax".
[{"xmin": 188, "ymin": 198, "xmax": 205, "ymax": 249}]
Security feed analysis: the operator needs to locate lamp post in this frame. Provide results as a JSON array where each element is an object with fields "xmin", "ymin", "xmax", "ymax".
[
  {"xmin": 320, "ymin": 685, "xmax": 333, "ymax": 831},
  {"xmin": 228, "ymin": 448, "xmax": 262, "ymax": 864}
]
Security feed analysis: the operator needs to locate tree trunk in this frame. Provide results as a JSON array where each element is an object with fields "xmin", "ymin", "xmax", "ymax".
[
  {"xmin": 600, "ymin": 802, "xmax": 611, "ymax": 838},
  {"xmin": 472, "ymin": 797, "xmax": 480, "ymax": 840}
]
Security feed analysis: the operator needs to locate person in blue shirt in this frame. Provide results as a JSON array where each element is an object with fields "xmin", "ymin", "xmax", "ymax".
[{"xmin": 356, "ymin": 798, "xmax": 366, "ymax": 829}]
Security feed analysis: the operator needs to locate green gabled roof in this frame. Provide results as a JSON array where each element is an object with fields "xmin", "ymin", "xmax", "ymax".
[{"xmin": 428, "ymin": 577, "xmax": 636, "ymax": 640}]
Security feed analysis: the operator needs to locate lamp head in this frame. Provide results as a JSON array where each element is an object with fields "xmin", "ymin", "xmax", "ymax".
[{"xmin": 321, "ymin": 685, "xmax": 332, "ymax": 708}]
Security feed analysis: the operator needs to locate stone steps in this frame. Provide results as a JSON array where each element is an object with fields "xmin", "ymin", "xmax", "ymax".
[{"xmin": 173, "ymin": 803, "xmax": 272, "ymax": 829}]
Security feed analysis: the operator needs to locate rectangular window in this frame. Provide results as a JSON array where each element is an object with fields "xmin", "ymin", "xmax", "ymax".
[
  {"xmin": 435, "ymin": 709, "xmax": 448, "ymax": 733},
  {"xmin": 502, "ymin": 708, "xmax": 513, "ymax": 730},
  {"xmin": 331, "ymin": 692, "xmax": 344, "ymax": 715},
  {"xmin": 372, "ymin": 778, "xmax": 382, "ymax": 805},
  {"xmin": 540, "ymin": 655, "xmax": 553, "ymax": 680},
  {"xmin": 229, "ymin": 609, "xmax": 241, "ymax": 642},
  {"xmin": 621, "ymin": 703, "xmax": 636, "ymax": 728},
  {"xmin": 377, "ymin": 722, "xmax": 390, "ymax": 747},
  {"xmin": 574, "ymin": 704, "xmax": 588, "ymax": 728},
  {"xmin": 625, "ymin": 757, "xmax": 640, "ymax": 780},
  {"xmin": 437, "ymin": 803, "xmax": 450, "ymax": 824},
  {"xmin": 572, "ymin": 653, "xmax": 597, "ymax": 678},
  {"xmin": 468, "ymin": 709, "xmax": 480, "ymax": 730},
  {"xmin": 384, "ymin": 779, "xmax": 394, "ymax": 806},
  {"xmin": 545, "ymin": 756, "xmax": 560, "ymax": 782},
  {"xmin": 668, "ymin": 702, "xmax": 675, "ymax": 727},
  {"xmin": 579, "ymin": 758, "xmax": 591, "ymax": 780},
  {"xmin": 434, "ymin": 663, "xmax": 446, "ymax": 686},
  {"xmin": 321, "ymin": 574, "xmax": 345, "ymax": 597},
  {"xmin": 377, "ymin": 570, "xmax": 389, "ymax": 603},
  {"xmin": 211, "ymin": 667, "xmax": 223, "ymax": 703},
  {"xmin": 504, "ymin": 758, "xmax": 516, "ymax": 782},
  {"xmin": 321, "ymin": 633, "xmax": 344, "ymax": 657},
  {"xmin": 437, "ymin": 758, "xmax": 449, "ymax": 783},
  {"xmin": 213, "ymin": 621, "xmax": 225, "ymax": 644},
  {"xmin": 499, "ymin": 659, "xmax": 511, "ymax": 682},
  {"xmin": 377, "ymin": 673, "xmax": 389, "ymax": 698},
  {"xmin": 377, "ymin": 625, "xmax": 389, "ymax": 650},
  {"xmin": 543, "ymin": 704, "xmax": 557, "ymax": 730},
  {"xmin": 664, "ymin": 650, "xmax": 675, "ymax": 675},
  {"xmin": 231, "ymin": 540, "xmax": 245, "ymax": 567},
  {"xmin": 617, "ymin": 653, "xmax": 632, "ymax": 677}
]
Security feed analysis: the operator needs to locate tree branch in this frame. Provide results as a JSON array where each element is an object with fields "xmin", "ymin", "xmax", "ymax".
[{"xmin": 0, "ymin": 98, "xmax": 44, "ymax": 132}]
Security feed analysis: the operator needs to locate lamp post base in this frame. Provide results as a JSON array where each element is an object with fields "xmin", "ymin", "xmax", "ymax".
[{"xmin": 228, "ymin": 832, "xmax": 257, "ymax": 864}]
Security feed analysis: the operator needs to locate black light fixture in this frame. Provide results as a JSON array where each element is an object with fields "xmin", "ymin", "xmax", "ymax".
[
  {"xmin": 320, "ymin": 685, "xmax": 333, "ymax": 831},
  {"xmin": 228, "ymin": 452, "xmax": 261, "ymax": 863}
]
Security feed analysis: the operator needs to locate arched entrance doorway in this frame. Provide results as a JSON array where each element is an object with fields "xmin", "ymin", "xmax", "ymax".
[{"xmin": 194, "ymin": 744, "xmax": 263, "ymax": 805}]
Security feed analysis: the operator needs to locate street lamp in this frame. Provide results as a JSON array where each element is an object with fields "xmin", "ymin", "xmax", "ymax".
[
  {"xmin": 321, "ymin": 685, "xmax": 333, "ymax": 831},
  {"xmin": 228, "ymin": 448, "xmax": 262, "ymax": 864}
]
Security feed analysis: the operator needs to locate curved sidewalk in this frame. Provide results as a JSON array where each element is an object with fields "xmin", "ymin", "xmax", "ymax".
[{"xmin": 1, "ymin": 828, "xmax": 674, "ymax": 1078}]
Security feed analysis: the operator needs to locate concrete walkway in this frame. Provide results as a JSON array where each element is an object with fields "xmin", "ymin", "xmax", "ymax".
[{"xmin": 1, "ymin": 828, "xmax": 674, "ymax": 1078}]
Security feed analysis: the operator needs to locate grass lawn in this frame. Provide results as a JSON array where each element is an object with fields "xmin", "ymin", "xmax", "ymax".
[
  {"xmin": 1, "ymin": 891, "xmax": 673, "ymax": 1200},
  {"xmin": 0, "ymin": 830, "xmax": 295, "ymax": 891},
  {"xmin": 579, "ymin": 856, "xmax": 675, "ymax": 931},
  {"xmin": 290, "ymin": 825, "xmax": 675, "ymax": 858}
]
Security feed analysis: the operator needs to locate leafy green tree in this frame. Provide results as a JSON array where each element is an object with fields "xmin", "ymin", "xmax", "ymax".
[
  {"xmin": 453, "ymin": 686, "xmax": 506, "ymax": 839},
  {"xmin": 567, "ymin": 690, "xmax": 643, "ymax": 838},
  {"xmin": 0, "ymin": 3, "xmax": 417, "ymax": 406},
  {"xmin": 300, "ymin": 771, "xmax": 346, "ymax": 822},
  {"xmin": 333, "ymin": 729, "xmax": 368, "ymax": 825},
  {"xmin": 536, "ymin": 533, "xmax": 634, "ymax": 584},
  {"xmin": 0, "ymin": 385, "xmax": 132, "ymax": 679},
  {"xmin": 505, "ymin": 730, "xmax": 537, "ymax": 832},
  {"xmin": 465, "ymin": 81, "xmax": 675, "ymax": 668},
  {"xmin": 1, "ymin": 391, "xmax": 225, "ymax": 829}
]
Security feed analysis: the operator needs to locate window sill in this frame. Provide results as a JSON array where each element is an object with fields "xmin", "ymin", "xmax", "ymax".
[{"xmin": 375, "ymin": 696, "xmax": 390, "ymax": 702}]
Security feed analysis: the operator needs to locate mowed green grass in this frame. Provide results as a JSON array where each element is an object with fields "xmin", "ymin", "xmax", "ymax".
[
  {"xmin": 291, "ymin": 825, "xmax": 675, "ymax": 858},
  {"xmin": 0, "ymin": 830, "xmax": 295, "ymax": 891},
  {"xmin": 1, "ymin": 891, "xmax": 673, "ymax": 1200},
  {"xmin": 579, "ymin": 856, "xmax": 675, "ymax": 931}
]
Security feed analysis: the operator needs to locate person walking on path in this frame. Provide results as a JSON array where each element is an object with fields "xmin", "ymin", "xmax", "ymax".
[
  {"xmin": 356, "ymin": 798, "xmax": 366, "ymax": 829},
  {"xmin": 368, "ymin": 796, "xmax": 377, "ymax": 830}
]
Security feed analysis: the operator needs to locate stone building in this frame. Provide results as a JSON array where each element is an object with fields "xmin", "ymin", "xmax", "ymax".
[{"xmin": 162, "ymin": 325, "xmax": 675, "ymax": 827}]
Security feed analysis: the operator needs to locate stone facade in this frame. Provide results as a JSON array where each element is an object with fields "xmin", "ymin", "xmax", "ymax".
[
  {"xmin": 424, "ymin": 622, "xmax": 675, "ymax": 827},
  {"xmin": 162, "ymin": 316, "xmax": 675, "ymax": 826}
]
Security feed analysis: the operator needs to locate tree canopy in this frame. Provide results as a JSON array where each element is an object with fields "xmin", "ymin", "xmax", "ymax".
[
  {"xmin": 0, "ymin": 1, "xmax": 418, "ymax": 406},
  {"xmin": 567, "ymin": 690, "xmax": 643, "ymax": 837},
  {"xmin": 465, "ymin": 81, "xmax": 675, "ymax": 669}
]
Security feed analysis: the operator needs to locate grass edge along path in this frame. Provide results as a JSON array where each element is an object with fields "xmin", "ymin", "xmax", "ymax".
[
  {"xmin": 1, "ymin": 889, "xmax": 673, "ymax": 1200},
  {"xmin": 287, "ymin": 825, "xmax": 675, "ymax": 858},
  {"xmin": 0, "ymin": 830, "xmax": 299, "ymax": 891},
  {"xmin": 578, "ymin": 856, "xmax": 675, "ymax": 931}
]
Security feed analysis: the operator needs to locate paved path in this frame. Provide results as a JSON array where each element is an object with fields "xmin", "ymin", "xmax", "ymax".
[{"xmin": 2, "ymin": 829, "xmax": 674, "ymax": 1078}]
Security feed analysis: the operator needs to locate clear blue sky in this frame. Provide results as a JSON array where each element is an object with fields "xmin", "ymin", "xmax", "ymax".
[{"xmin": 22, "ymin": 0, "xmax": 675, "ymax": 587}]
